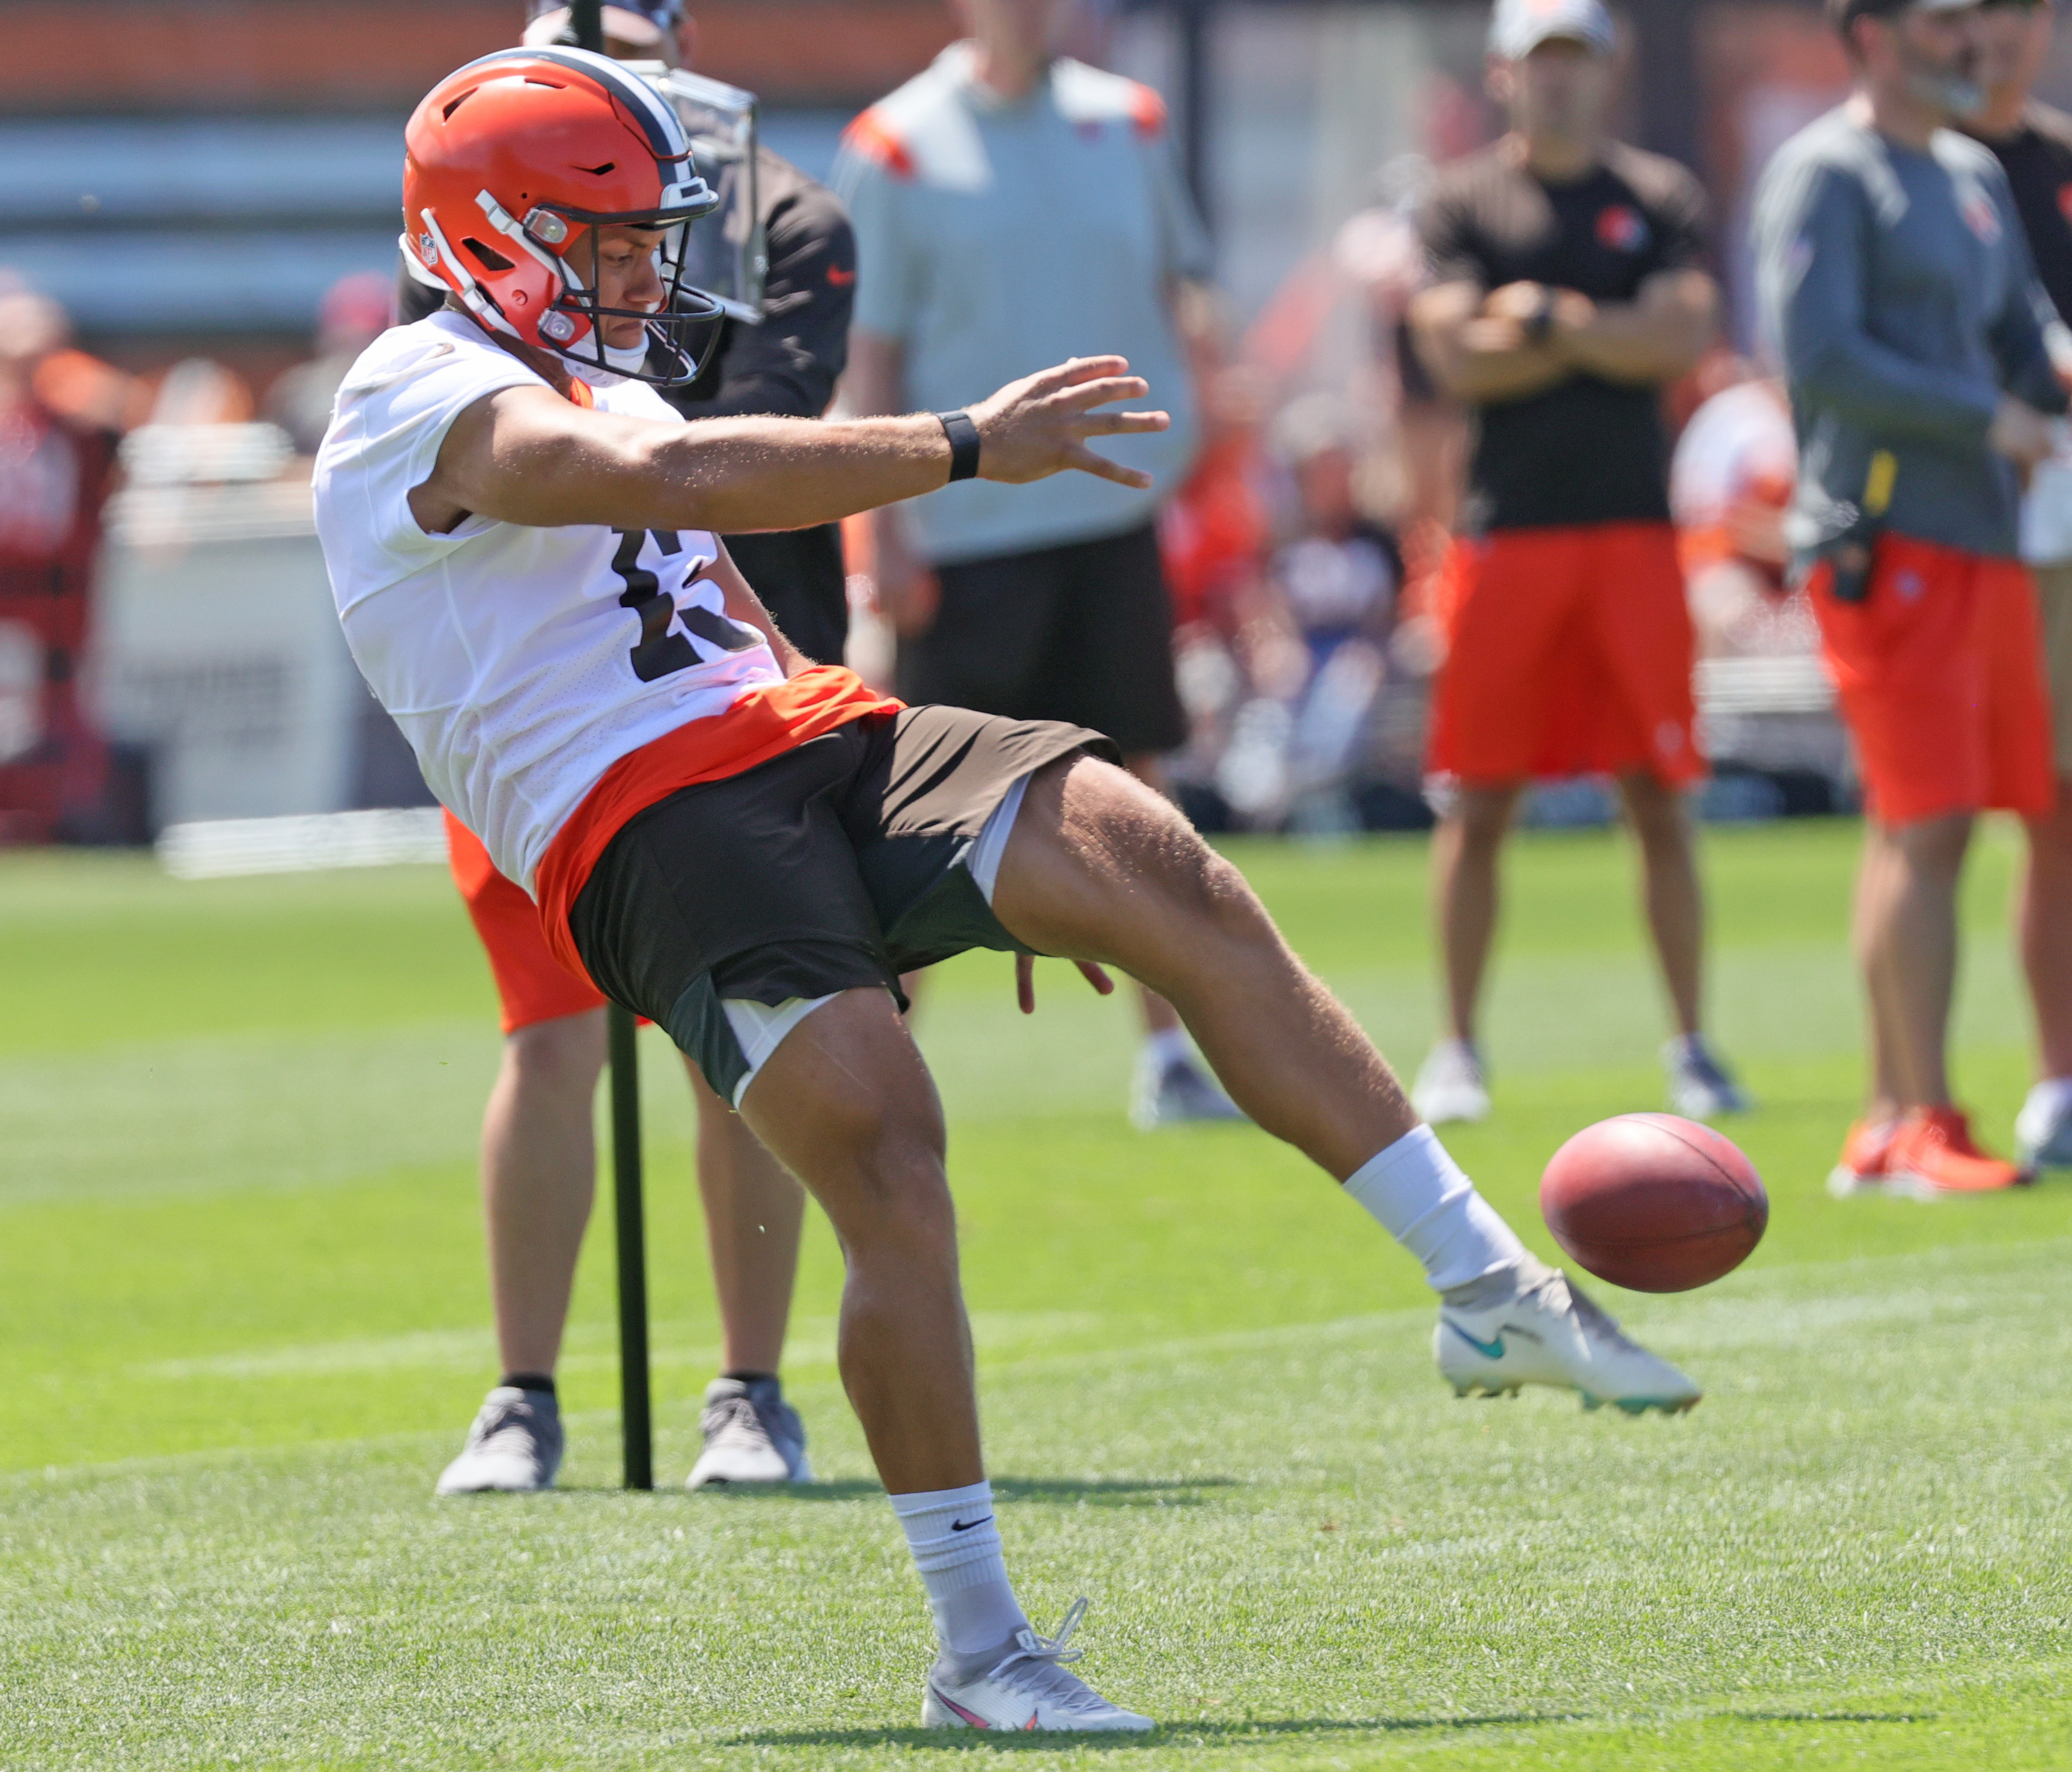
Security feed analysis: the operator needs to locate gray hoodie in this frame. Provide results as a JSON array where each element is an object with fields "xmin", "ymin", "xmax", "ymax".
[{"xmin": 1752, "ymin": 104, "xmax": 2065, "ymax": 563}]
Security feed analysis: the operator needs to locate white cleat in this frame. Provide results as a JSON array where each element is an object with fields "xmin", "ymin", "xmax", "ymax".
[
  {"xmin": 922, "ymin": 1600, "xmax": 1154, "ymax": 1734},
  {"xmin": 1412, "ymin": 1038, "xmax": 1491, "ymax": 1125},
  {"xmin": 434, "ymin": 1386, "xmax": 563, "ymax": 1494},
  {"xmin": 686, "ymin": 1376, "xmax": 812, "ymax": 1489},
  {"xmin": 2016, "ymin": 1078, "xmax": 2072, "ymax": 1172},
  {"xmin": 1434, "ymin": 1265, "xmax": 1701, "ymax": 1415}
]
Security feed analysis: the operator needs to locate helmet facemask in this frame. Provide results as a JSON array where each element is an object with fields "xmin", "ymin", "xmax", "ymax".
[{"xmin": 478, "ymin": 189, "xmax": 725, "ymax": 388}]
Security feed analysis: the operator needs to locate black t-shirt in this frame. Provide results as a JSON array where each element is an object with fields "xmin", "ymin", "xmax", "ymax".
[
  {"xmin": 1419, "ymin": 141, "xmax": 1709, "ymax": 532},
  {"xmin": 1967, "ymin": 102, "xmax": 2072, "ymax": 328},
  {"xmin": 394, "ymin": 147, "xmax": 856, "ymax": 665}
]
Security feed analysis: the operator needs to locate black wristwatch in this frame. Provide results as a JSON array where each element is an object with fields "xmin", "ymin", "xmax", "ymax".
[{"xmin": 935, "ymin": 409, "xmax": 982, "ymax": 482}]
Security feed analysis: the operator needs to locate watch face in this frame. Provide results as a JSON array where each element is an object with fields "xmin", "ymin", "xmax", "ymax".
[{"xmin": 661, "ymin": 69, "xmax": 767, "ymax": 324}]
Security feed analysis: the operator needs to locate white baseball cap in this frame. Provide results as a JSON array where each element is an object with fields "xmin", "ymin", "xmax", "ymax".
[{"xmin": 1489, "ymin": 0, "xmax": 1617, "ymax": 60}]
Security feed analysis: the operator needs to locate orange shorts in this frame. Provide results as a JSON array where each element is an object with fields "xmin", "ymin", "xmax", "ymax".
[
  {"xmin": 1427, "ymin": 521, "xmax": 1702, "ymax": 788},
  {"xmin": 445, "ymin": 811, "xmax": 606, "ymax": 1034},
  {"xmin": 1809, "ymin": 533, "xmax": 2056, "ymax": 825}
]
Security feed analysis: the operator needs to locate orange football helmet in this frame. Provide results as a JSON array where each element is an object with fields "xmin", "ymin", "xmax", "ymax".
[{"xmin": 401, "ymin": 46, "xmax": 723, "ymax": 385}]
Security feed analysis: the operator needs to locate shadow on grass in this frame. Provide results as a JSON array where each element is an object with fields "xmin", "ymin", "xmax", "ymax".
[
  {"xmin": 547, "ymin": 1476, "xmax": 1240, "ymax": 1505},
  {"xmin": 733, "ymin": 1714, "xmax": 1574, "ymax": 1752},
  {"xmin": 1730, "ymin": 1712, "xmax": 1934, "ymax": 1725}
]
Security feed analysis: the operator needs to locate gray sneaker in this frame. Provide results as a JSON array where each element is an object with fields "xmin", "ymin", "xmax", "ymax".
[
  {"xmin": 686, "ymin": 1376, "xmax": 812, "ymax": 1489},
  {"xmin": 1130, "ymin": 1051, "xmax": 1245, "ymax": 1130},
  {"xmin": 434, "ymin": 1386, "xmax": 563, "ymax": 1494},
  {"xmin": 1663, "ymin": 1034, "xmax": 1751, "ymax": 1120}
]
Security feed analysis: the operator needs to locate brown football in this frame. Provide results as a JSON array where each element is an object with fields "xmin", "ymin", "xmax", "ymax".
[{"xmin": 1538, "ymin": 1113, "xmax": 1767, "ymax": 1293}]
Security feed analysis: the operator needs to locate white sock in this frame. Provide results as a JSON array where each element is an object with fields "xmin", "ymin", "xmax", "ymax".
[
  {"xmin": 889, "ymin": 1480, "xmax": 1028, "ymax": 1655},
  {"xmin": 1343, "ymin": 1124, "xmax": 1528, "ymax": 1294},
  {"xmin": 1144, "ymin": 1027, "xmax": 1191, "ymax": 1070}
]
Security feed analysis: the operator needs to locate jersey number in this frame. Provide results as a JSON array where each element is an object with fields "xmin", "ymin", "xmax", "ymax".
[{"xmin": 612, "ymin": 528, "xmax": 760, "ymax": 682}]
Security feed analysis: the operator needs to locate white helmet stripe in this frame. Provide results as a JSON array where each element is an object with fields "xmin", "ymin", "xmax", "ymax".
[{"xmin": 516, "ymin": 45, "xmax": 687, "ymax": 158}]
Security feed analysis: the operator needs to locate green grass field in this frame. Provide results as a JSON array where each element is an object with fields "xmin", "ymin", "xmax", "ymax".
[{"xmin": 5, "ymin": 819, "xmax": 2071, "ymax": 1769}]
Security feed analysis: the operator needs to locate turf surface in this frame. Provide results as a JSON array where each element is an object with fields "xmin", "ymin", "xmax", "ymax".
[{"xmin": 4, "ymin": 819, "xmax": 2070, "ymax": 1768}]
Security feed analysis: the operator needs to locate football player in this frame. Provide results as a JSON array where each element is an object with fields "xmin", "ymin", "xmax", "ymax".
[{"xmin": 316, "ymin": 47, "xmax": 1698, "ymax": 1731}]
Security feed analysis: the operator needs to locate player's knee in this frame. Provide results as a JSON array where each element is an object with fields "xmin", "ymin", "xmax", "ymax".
[{"xmin": 503, "ymin": 1009, "xmax": 607, "ymax": 1101}]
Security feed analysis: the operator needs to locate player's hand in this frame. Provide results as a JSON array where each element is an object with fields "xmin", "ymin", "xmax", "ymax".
[
  {"xmin": 1989, "ymin": 396, "xmax": 2059, "ymax": 470},
  {"xmin": 1016, "ymin": 952, "xmax": 1117, "ymax": 1015},
  {"xmin": 968, "ymin": 356, "xmax": 1170, "ymax": 489}
]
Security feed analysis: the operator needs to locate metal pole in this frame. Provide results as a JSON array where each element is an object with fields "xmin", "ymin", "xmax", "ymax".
[
  {"xmin": 1175, "ymin": 0, "xmax": 1213, "ymax": 237},
  {"xmin": 608, "ymin": 1002, "xmax": 653, "ymax": 1491},
  {"xmin": 567, "ymin": 0, "xmax": 656, "ymax": 1501}
]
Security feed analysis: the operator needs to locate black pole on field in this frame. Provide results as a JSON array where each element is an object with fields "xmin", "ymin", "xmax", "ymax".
[
  {"xmin": 608, "ymin": 1003, "xmax": 654, "ymax": 1491},
  {"xmin": 570, "ymin": 0, "xmax": 651, "ymax": 1494}
]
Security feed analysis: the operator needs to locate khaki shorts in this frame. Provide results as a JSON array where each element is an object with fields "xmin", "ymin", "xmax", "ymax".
[{"xmin": 2032, "ymin": 561, "xmax": 2072, "ymax": 778}]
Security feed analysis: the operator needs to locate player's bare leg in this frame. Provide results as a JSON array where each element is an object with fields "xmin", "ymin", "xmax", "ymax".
[
  {"xmin": 437, "ymin": 1009, "xmax": 602, "ymax": 1494},
  {"xmin": 999, "ymin": 759, "xmax": 1418, "ymax": 1175},
  {"xmin": 1616, "ymin": 771, "xmax": 1703, "ymax": 1039},
  {"xmin": 691, "ymin": 1070, "xmax": 805, "ymax": 1375},
  {"xmin": 1122, "ymin": 750, "xmax": 1243, "ymax": 1128},
  {"xmin": 992, "ymin": 754, "xmax": 1698, "ymax": 1409},
  {"xmin": 1841, "ymin": 811, "xmax": 2019, "ymax": 1194},
  {"xmin": 738, "ymin": 991, "xmax": 977, "ymax": 1492},
  {"xmin": 1618, "ymin": 771, "xmax": 1746, "ymax": 1119},
  {"xmin": 1859, "ymin": 813, "xmax": 1971, "ymax": 1110},
  {"xmin": 686, "ymin": 1068, "xmax": 814, "ymax": 1486},
  {"xmin": 483, "ymin": 1010, "xmax": 605, "ymax": 1379},
  {"xmin": 2017, "ymin": 791, "xmax": 2072, "ymax": 1167},
  {"xmin": 1417, "ymin": 783, "xmax": 1520, "ymax": 1122}
]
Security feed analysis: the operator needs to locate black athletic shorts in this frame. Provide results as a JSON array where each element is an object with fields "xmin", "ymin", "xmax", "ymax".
[
  {"xmin": 567, "ymin": 705, "xmax": 1115, "ymax": 1104},
  {"xmin": 897, "ymin": 521, "xmax": 1187, "ymax": 758}
]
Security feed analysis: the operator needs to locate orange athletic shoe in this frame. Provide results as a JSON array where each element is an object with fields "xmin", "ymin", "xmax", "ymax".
[
  {"xmin": 1826, "ymin": 1116, "xmax": 1900, "ymax": 1198},
  {"xmin": 1885, "ymin": 1107, "xmax": 2029, "ymax": 1198}
]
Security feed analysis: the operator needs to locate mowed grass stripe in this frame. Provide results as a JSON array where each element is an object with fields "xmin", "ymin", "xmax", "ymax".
[{"xmin": 4, "ymin": 823, "xmax": 2070, "ymax": 1767}]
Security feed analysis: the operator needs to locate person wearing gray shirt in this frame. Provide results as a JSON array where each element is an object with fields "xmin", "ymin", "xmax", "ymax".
[
  {"xmin": 1752, "ymin": 0, "xmax": 2064, "ymax": 1196},
  {"xmin": 836, "ymin": 0, "xmax": 1239, "ymax": 1131}
]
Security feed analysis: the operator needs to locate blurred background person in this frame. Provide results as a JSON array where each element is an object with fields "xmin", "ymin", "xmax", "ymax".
[
  {"xmin": 1669, "ymin": 360, "xmax": 1806, "ymax": 660},
  {"xmin": 1964, "ymin": 0, "xmax": 2072, "ymax": 1173},
  {"xmin": 1405, "ymin": 0, "xmax": 1746, "ymax": 1128},
  {"xmin": 1756, "ymin": 0, "xmax": 2064, "ymax": 1197},
  {"xmin": 0, "ymin": 283, "xmax": 142, "ymax": 846},
  {"xmin": 264, "ymin": 272, "xmax": 395, "ymax": 458},
  {"xmin": 413, "ymin": 0, "xmax": 855, "ymax": 1496},
  {"xmin": 835, "ymin": 0, "xmax": 1242, "ymax": 1130}
]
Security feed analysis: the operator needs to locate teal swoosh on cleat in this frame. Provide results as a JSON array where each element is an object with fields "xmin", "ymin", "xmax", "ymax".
[{"xmin": 1446, "ymin": 1323, "xmax": 1506, "ymax": 1360}]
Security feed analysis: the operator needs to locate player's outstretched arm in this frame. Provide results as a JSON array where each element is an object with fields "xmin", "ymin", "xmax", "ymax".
[{"xmin": 408, "ymin": 356, "xmax": 1169, "ymax": 538}]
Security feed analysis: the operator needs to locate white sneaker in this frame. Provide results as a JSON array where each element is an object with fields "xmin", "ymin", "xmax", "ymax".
[
  {"xmin": 922, "ymin": 1600, "xmax": 1153, "ymax": 1733},
  {"xmin": 1412, "ymin": 1038, "xmax": 1490, "ymax": 1125},
  {"xmin": 686, "ymin": 1376, "xmax": 812, "ymax": 1489},
  {"xmin": 434, "ymin": 1386, "xmax": 563, "ymax": 1494},
  {"xmin": 1434, "ymin": 1264, "xmax": 1701, "ymax": 1414},
  {"xmin": 1663, "ymin": 1034, "xmax": 1752, "ymax": 1119},
  {"xmin": 2016, "ymin": 1078, "xmax": 2072, "ymax": 1171}
]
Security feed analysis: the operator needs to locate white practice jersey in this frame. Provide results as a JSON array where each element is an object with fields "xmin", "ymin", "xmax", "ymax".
[{"xmin": 312, "ymin": 313, "xmax": 784, "ymax": 894}]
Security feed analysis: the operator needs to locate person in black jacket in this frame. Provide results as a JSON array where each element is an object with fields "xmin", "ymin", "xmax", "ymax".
[{"xmin": 404, "ymin": 2, "xmax": 858, "ymax": 1500}]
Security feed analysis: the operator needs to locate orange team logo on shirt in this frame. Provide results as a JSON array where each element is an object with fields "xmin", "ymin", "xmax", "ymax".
[
  {"xmin": 2057, "ymin": 183, "xmax": 2072, "ymax": 225},
  {"xmin": 827, "ymin": 264, "xmax": 856, "ymax": 287},
  {"xmin": 1596, "ymin": 204, "xmax": 1648, "ymax": 252}
]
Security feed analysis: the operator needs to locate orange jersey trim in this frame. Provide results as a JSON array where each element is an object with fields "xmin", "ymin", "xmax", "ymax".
[{"xmin": 534, "ymin": 663, "xmax": 902, "ymax": 979}]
